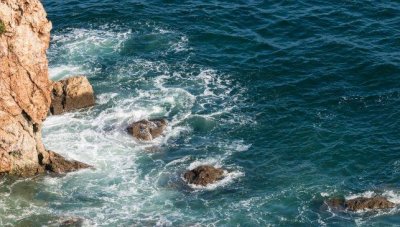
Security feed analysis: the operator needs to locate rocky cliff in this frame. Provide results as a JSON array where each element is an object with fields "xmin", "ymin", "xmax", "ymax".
[{"xmin": 0, "ymin": 0, "xmax": 89, "ymax": 176}]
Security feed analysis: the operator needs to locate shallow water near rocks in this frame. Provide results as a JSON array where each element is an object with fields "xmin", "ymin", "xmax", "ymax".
[{"xmin": 1, "ymin": 0, "xmax": 400, "ymax": 226}]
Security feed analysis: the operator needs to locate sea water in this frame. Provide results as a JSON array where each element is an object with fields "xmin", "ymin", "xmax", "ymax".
[{"xmin": 1, "ymin": 0, "xmax": 400, "ymax": 226}]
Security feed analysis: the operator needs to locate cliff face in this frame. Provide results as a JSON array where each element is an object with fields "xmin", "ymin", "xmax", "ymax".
[{"xmin": 0, "ymin": 0, "xmax": 89, "ymax": 176}]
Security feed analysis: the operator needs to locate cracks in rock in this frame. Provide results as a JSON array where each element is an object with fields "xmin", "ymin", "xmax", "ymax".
[{"xmin": 61, "ymin": 81, "xmax": 67, "ymax": 110}]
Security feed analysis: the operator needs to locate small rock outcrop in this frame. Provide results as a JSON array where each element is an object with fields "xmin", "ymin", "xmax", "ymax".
[
  {"xmin": 50, "ymin": 76, "xmax": 95, "ymax": 115},
  {"xmin": 42, "ymin": 150, "xmax": 92, "ymax": 174},
  {"xmin": 0, "ymin": 0, "xmax": 90, "ymax": 176},
  {"xmin": 127, "ymin": 119, "xmax": 167, "ymax": 141},
  {"xmin": 59, "ymin": 217, "xmax": 84, "ymax": 227},
  {"xmin": 325, "ymin": 196, "xmax": 395, "ymax": 211},
  {"xmin": 345, "ymin": 197, "xmax": 395, "ymax": 211},
  {"xmin": 183, "ymin": 165, "xmax": 225, "ymax": 186}
]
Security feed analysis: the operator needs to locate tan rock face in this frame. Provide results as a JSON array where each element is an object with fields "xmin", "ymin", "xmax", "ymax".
[
  {"xmin": 50, "ymin": 76, "xmax": 95, "ymax": 115},
  {"xmin": 0, "ymin": 0, "xmax": 90, "ymax": 176}
]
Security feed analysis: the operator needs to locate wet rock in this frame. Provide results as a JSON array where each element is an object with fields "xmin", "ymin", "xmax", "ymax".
[
  {"xmin": 127, "ymin": 119, "xmax": 167, "ymax": 141},
  {"xmin": 42, "ymin": 150, "xmax": 92, "ymax": 174},
  {"xmin": 59, "ymin": 217, "xmax": 84, "ymax": 227},
  {"xmin": 325, "ymin": 196, "xmax": 395, "ymax": 211},
  {"xmin": 183, "ymin": 165, "xmax": 225, "ymax": 186},
  {"xmin": 345, "ymin": 197, "xmax": 395, "ymax": 211},
  {"xmin": 50, "ymin": 76, "xmax": 95, "ymax": 115}
]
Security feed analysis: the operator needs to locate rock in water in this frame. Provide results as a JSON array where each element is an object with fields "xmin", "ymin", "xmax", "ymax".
[
  {"xmin": 128, "ymin": 119, "xmax": 167, "ymax": 141},
  {"xmin": 0, "ymin": 0, "xmax": 90, "ymax": 176},
  {"xmin": 183, "ymin": 165, "xmax": 225, "ymax": 186},
  {"xmin": 59, "ymin": 217, "xmax": 84, "ymax": 227},
  {"xmin": 325, "ymin": 196, "xmax": 395, "ymax": 211},
  {"xmin": 42, "ymin": 150, "xmax": 92, "ymax": 174},
  {"xmin": 345, "ymin": 197, "xmax": 395, "ymax": 211},
  {"xmin": 50, "ymin": 76, "xmax": 95, "ymax": 115}
]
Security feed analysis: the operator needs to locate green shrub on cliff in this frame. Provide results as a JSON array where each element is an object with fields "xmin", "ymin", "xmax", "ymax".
[{"xmin": 0, "ymin": 20, "xmax": 5, "ymax": 35}]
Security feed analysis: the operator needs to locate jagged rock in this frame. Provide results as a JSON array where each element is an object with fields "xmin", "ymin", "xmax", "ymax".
[
  {"xmin": 345, "ymin": 197, "xmax": 395, "ymax": 211},
  {"xmin": 50, "ymin": 76, "xmax": 95, "ymax": 115},
  {"xmin": 0, "ymin": 0, "xmax": 90, "ymax": 176},
  {"xmin": 325, "ymin": 196, "xmax": 395, "ymax": 211},
  {"xmin": 183, "ymin": 165, "xmax": 225, "ymax": 186},
  {"xmin": 127, "ymin": 119, "xmax": 167, "ymax": 141},
  {"xmin": 41, "ymin": 150, "xmax": 92, "ymax": 174}
]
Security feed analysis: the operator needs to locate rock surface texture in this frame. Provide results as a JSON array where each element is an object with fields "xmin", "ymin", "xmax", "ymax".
[
  {"xmin": 50, "ymin": 76, "xmax": 95, "ymax": 115},
  {"xmin": 345, "ymin": 197, "xmax": 395, "ymax": 211},
  {"xmin": 128, "ymin": 119, "xmax": 167, "ymax": 141},
  {"xmin": 0, "ymin": 0, "xmax": 89, "ymax": 176},
  {"xmin": 326, "ymin": 196, "xmax": 395, "ymax": 211},
  {"xmin": 183, "ymin": 165, "xmax": 225, "ymax": 186}
]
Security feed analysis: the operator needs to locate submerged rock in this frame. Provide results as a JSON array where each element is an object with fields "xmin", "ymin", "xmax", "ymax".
[
  {"xmin": 325, "ymin": 196, "xmax": 395, "ymax": 211},
  {"xmin": 127, "ymin": 119, "xmax": 167, "ymax": 141},
  {"xmin": 183, "ymin": 165, "xmax": 225, "ymax": 186},
  {"xmin": 59, "ymin": 217, "xmax": 84, "ymax": 227},
  {"xmin": 50, "ymin": 76, "xmax": 95, "ymax": 115}
]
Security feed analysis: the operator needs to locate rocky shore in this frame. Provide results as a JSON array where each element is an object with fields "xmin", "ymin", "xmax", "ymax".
[
  {"xmin": 0, "ymin": 0, "xmax": 90, "ymax": 176},
  {"xmin": 0, "ymin": 1, "xmax": 397, "ymax": 222}
]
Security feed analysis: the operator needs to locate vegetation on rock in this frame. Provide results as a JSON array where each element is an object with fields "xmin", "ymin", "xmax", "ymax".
[{"xmin": 0, "ymin": 20, "xmax": 5, "ymax": 34}]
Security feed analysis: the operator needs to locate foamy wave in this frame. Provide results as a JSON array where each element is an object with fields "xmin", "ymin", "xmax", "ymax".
[
  {"xmin": 49, "ymin": 65, "xmax": 87, "ymax": 80},
  {"xmin": 345, "ymin": 191, "xmax": 376, "ymax": 200},
  {"xmin": 51, "ymin": 26, "xmax": 131, "ymax": 57}
]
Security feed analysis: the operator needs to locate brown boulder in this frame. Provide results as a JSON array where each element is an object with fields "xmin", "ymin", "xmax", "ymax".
[
  {"xmin": 50, "ymin": 76, "xmax": 95, "ymax": 115},
  {"xmin": 128, "ymin": 119, "xmax": 167, "ymax": 141},
  {"xmin": 183, "ymin": 165, "xmax": 225, "ymax": 186},
  {"xmin": 345, "ymin": 197, "xmax": 395, "ymax": 211}
]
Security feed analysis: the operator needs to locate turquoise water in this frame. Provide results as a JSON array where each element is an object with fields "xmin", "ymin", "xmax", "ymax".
[{"xmin": 1, "ymin": 0, "xmax": 400, "ymax": 226}]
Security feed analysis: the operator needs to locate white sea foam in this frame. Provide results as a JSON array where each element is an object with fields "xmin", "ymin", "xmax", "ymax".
[
  {"xmin": 49, "ymin": 65, "xmax": 87, "ymax": 80},
  {"xmin": 345, "ymin": 190, "xmax": 376, "ymax": 200}
]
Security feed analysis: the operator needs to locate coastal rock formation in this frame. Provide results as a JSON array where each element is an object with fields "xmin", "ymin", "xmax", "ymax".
[
  {"xmin": 0, "ymin": 0, "xmax": 90, "ymax": 176},
  {"xmin": 128, "ymin": 119, "xmax": 167, "ymax": 141},
  {"xmin": 183, "ymin": 165, "xmax": 225, "ymax": 186},
  {"xmin": 50, "ymin": 76, "xmax": 95, "ymax": 115},
  {"xmin": 345, "ymin": 197, "xmax": 395, "ymax": 211},
  {"xmin": 326, "ymin": 196, "xmax": 395, "ymax": 211},
  {"xmin": 43, "ymin": 150, "xmax": 91, "ymax": 174}
]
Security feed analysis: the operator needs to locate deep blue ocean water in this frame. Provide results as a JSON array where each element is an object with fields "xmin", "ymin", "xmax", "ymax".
[{"xmin": 1, "ymin": 0, "xmax": 400, "ymax": 226}]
